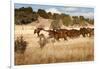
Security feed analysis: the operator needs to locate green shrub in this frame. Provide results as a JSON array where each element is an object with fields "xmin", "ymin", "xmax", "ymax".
[{"xmin": 37, "ymin": 9, "xmax": 49, "ymax": 19}]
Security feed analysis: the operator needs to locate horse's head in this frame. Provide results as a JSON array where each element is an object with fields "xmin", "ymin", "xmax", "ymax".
[
  {"xmin": 34, "ymin": 27, "xmax": 44, "ymax": 36},
  {"xmin": 34, "ymin": 29, "xmax": 37, "ymax": 34}
]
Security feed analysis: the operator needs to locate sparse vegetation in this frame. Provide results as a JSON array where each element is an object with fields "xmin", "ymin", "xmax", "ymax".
[
  {"xmin": 38, "ymin": 34, "xmax": 48, "ymax": 49},
  {"xmin": 15, "ymin": 35, "xmax": 28, "ymax": 54},
  {"xmin": 15, "ymin": 7, "xmax": 94, "ymax": 26},
  {"xmin": 15, "ymin": 32, "xmax": 94, "ymax": 65},
  {"xmin": 50, "ymin": 19, "xmax": 61, "ymax": 30},
  {"xmin": 61, "ymin": 14, "xmax": 72, "ymax": 26}
]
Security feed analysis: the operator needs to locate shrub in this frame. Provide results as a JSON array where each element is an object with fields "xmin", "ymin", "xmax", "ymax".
[
  {"xmin": 15, "ymin": 35, "xmax": 28, "ymax": 54},
  {"xmin": 50, "ymin": 19, "xmax": 61, "ymax": 30},
  {"xmin": 47, "ymin": 12, "xmax": 52, "ymax": 19},
  {"xmin": 61, "ymin": 14, "xmax": 72, "ymax": 26},
  {"xmin": 37, "ymin": 9, "xmax": 49, "ymax": 19},
  {"xmin": 15, "ymin": 7, "xmax": 38, "ymax": 25}
]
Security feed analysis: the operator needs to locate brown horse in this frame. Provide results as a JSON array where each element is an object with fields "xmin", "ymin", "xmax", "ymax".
[
  {"xmin": 66, "ymin": 29, "xmax": 81, "ymax": 38},
  {"xmin": 87, "ymin": 27, "xmax": 94, "ymax": 37},
  {"xmin": 53, "ymin": 29, "xmax": 68, "ymax": 40},
  {"xmin": 34, "ymin": 28, "xmax": 44, "ymax": 37},
  {"xmin": 34, "ymin": 28, "xmax": 68, "ymax": 41},
  {"xmin": 80, "ymin": 27, "xmax": 94, "ymax": 37}
]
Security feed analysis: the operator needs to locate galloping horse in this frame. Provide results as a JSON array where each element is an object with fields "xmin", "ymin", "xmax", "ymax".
[
  {"xmin": 34, "ymin": 28, "xmax": 44, "ymax": 37},
  {"xmin": 34, "ymin": 28, "xmax": 68, "ymax": 41},
  {"xmin": 54, "ymin": 29, "xmax": 68, "ymax": 40},
  {"xmin": 80, "ymin": 27, "xmax": 94, "ymax": 37},
  {"xmin": 66, "ymin": 29, "xmax": 81, "ymax": 38}
]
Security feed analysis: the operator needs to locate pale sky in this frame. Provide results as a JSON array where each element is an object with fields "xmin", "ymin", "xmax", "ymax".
[{"xmin": 15, "ymin": 3, "xmax": 94, "ymax": 19}]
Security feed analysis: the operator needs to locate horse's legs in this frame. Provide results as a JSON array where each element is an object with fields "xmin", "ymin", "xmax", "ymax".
[
  {"xmin": 54, "ymin": 36, "xmax": 59, "ymax": 41},
  {"xmin": 82, "ymin": 33, "xmax": 85, "ymax": 37},
  {"xmin": 64, "ymin": 37, "xmax": 68, "ymax": 41},
  {"xmin": 37, "ymin": 32, "xmax": 40, "ymax": 37},
  {"xmin": 54, "ymin": 35, "xmax": 60, "ymax": 41}
]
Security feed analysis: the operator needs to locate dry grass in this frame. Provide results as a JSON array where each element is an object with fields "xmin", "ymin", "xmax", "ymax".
[{"xmin": 14, "ymin": 25, "xmax": 94, "ymax": 65}]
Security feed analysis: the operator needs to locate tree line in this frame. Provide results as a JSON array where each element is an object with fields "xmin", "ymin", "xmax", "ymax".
[{"xmin": 15, "ymin": 7, "xmax": 94, "ymax": 26}]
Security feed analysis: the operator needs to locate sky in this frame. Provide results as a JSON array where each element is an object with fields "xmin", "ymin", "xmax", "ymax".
[{"xmin": 15, "ymin": 3, "xmax": 94, "ymax": 19}]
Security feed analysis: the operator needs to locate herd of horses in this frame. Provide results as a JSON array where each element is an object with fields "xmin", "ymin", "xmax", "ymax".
[
  {"xmin": 34, "ymin": 27, "xmax": 94, "ymax": 41},
  {"xmin": 34, "ymin": 27, "xmax": 94, "ymax": 48},
  {"xmin": 15, "ymin": 27, "xmax": 94, "ymax": 53}
]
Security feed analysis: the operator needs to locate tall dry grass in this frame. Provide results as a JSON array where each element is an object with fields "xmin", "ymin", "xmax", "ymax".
[
  {"xmin": 14, "ymin": 25, "xmax": 94, "ymax": 65},
  {"xmin": 15, "ymin": 34, "xmax": 94, "ymax": 65}
]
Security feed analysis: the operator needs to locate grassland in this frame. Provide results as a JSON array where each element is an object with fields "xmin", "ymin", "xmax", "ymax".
[{"xmin": 14, "ymin": 25, "xmax": 94, "ymax": 65}]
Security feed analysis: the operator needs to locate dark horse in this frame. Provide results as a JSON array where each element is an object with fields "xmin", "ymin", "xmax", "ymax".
[
  {"xmin": 34, "ymin": 28, "xmax": 44, "ymax": 37},
  {"xmin": 34, "ymin": 28, "xmax": 68, "ymax": 41},
  {"xmin": 53, "ymin": 29, "xmax": 68, "ymax": 40},
  {"xmin": 80, "ymin": 27, "xmax": 94, "ymax": 37},
  {"xmin": 66, "ymin": 29, "xmax": 81, "ymax": 38}
]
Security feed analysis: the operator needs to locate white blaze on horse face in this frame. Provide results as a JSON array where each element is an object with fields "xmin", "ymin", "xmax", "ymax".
[{"xmin": 39, "ymin": 30, "xmax": 49, "ymax": 38}]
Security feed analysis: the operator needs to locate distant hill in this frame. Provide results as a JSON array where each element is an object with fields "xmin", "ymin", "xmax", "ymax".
[{"xmin": 15, "ymin": 7, "xmax": 94, "ymax": 26}]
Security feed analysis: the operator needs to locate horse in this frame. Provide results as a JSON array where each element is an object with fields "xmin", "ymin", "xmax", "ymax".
[
  {"xmin": 34, "ymin": 28, "xmax": 44, "ymax": 37},
  {"xmin": 66, "ymin": 29, "xmax": 81, "ymax": 38},
  {"xmin": 80, "ymin": 27, "xmax": 94, "ymax": 37},
  {"xmin": 87, "ymin": 27, "xmax": 94, "ymax": 37},
  {"xmin": 34, "ymin": 28, "xmax": 68, "ymax": 41},
  {"xmin": 53, "ymin": 29, "xmax": 68, "ymax": 41}
]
